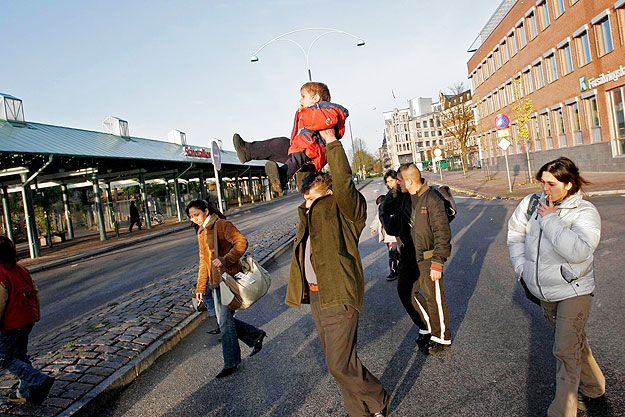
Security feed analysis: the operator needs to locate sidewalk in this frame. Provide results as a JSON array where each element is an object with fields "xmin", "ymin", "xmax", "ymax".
[
  {"xmin": 0, "ymin": 181, "xmax": 371, "ymax": 417},
  {"xmin": 422, "ymin": 169, "xmax": 625, "ymax": 200}
]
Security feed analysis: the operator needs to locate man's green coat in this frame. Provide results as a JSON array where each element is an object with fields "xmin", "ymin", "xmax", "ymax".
[{"xmin": 285, "ymin": 141, "xmax": 367, "ymax": 312}]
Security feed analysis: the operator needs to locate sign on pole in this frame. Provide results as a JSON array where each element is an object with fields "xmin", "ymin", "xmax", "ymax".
[
  {"xmin": 497, "ymin": 128, "xmax": 510, "ymax": 138},
  {"xmin": 210, "ymin": 140, "xmax": 224, "ymax": 213},
  {"xmin": 495, "ymin": 114, "xmax": 510, "ymax": 129},
  {"xmin": 498, "ymin": 138, "xmax": 513, "ymax": 193}
]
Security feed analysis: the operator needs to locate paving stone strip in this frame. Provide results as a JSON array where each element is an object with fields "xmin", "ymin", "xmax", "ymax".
[{"xmin": 0, "ymin": 218, "xmax": 300, "ymax": 417}]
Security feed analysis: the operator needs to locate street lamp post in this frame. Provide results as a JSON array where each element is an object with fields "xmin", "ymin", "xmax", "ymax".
[{"xmin": 250, "ymin": 27, "xmax": 365, "ymax": 81}]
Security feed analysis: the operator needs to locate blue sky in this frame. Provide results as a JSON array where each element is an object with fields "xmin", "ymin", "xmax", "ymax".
[{"xmin": 1, "ymin": 0, "xmax": 499, "ymax": 155}]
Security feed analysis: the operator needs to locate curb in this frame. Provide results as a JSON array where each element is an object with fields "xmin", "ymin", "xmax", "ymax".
[
  {"xmin": 29, "ymin": 224, "xmax": 192, "ymax": 273},
  {"xmin": 427, "ymin": 179, "xmax": 625, "ymax": 200},
  {"xmin": 53, "ymin": 176, "xmax": 373, "ymax": 416}
]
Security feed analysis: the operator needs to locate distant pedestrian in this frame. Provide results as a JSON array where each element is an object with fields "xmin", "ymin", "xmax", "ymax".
[
  {"xmin": 0, "ymin": 236, "xmax": 55, "ymax": 405},
  {"xmin": 370, "ymin": 195, "xmax": 399, "ymax": 281},
  {"xmin": 507, "ymin": 157, "xmax": 606, "ymax": 416},
  {"xmin": 128, "ymin": 201, "xmax": 142, "ymax": 232},
  {"xmin": 233, "ymin": 81, "xmax": 349, "ymax": 192},
  {"xmin": 186, "ymin": 199, "xmax": 266, "ymax": 379},
  {"xmin": 285, "ymin": 129, "xmax": 389, "ymax": 417},
  {"xmin": 380, "ymin": 163, "xmax": 453, "ymax": 354}
]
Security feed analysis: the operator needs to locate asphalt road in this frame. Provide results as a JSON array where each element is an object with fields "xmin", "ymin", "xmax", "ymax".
[
  {"xmin": 98, "ymin": 179, "xmax": 624, "ymax": 417},
  {"xmin": 31, "ymin": 193, "xmax": 304, "ymax": 339}
]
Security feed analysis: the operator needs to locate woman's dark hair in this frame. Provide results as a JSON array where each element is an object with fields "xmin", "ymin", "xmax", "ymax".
[
  {"xmin": 375, "ymin": 195, "xmax": 385, "ymax": 205},
  {"xmin": 0, "ymin": 236, "xmax": 18, "ymax": 269},
  {"xmin": 383, "ymin": 169, "xmax": 397, "ymax": 181},
  {"xmin": 185, "ymin": 199, "xmax": 226, "ymax": 232},
  {"xmin": 536, "ymin": 157, "xmax": 589, "ymax": 197}
]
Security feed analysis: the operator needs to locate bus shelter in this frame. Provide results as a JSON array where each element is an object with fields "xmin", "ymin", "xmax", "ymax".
[{"xmin": 0, "ymin": 117, "xmax": 268, "ymax": 259}]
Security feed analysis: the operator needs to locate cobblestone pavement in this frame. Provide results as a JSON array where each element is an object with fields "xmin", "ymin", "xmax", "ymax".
[
  {"xmin": 422, "ymin": 169, "xmax": 625, "ymax": 200},
  {"xmin": 0, "ymin": 213, "xmax": 301, "ymax": 416}
]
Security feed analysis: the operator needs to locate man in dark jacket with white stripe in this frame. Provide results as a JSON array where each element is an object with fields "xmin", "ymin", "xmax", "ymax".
[{"xmin": 382, "ymin": 163, "xmax": 452, "ymax": 354}]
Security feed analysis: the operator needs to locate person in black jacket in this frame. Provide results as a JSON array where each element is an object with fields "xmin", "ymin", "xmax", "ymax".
[
  {"xmin": 129, "ymin": 201, "xmax": 142, "ymax": 232},
  {"xmin": 381, "ymin": 163, "xmax": 452, "ymax": 354}
]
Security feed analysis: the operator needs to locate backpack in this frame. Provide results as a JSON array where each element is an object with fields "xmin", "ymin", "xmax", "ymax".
[{"xmin": 430, "ymin": 185, "xmax": 457, "ymax": 223}]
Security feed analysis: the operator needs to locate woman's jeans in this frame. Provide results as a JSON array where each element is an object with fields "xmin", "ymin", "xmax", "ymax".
[
  {"xmin": 0, "ymin": 324, "xmax": 48, "ymax": 399},
  {"xmin": 541, "ymin": 294, "xmax": 605, "ymax": 417},
  {"xmin": 212, "ymin": 287, "xmax": 264, "ymax": 369}
]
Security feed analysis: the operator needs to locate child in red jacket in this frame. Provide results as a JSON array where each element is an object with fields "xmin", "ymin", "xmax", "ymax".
[
  {"xmin": 0, "ymin": 237, "xmax": 55, "ymax": 405},
  {"xmin": 233, "ymin": 82, "xmax": 348, "ymax": 192}
]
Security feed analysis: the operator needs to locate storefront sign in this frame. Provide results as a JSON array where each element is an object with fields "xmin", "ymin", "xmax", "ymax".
[
  {"xmin": 183, "ymin": 146, "xmax": 211, "ymax": 159},
  {"xmin": 580, "ymin": 64, "xmax": 625, "ymax": 92}
]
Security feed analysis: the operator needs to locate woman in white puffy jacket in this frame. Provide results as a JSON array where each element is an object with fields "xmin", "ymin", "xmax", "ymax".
[{"xmin": 507, "ymin": 157, "xmax": 605, "ymax": 417}]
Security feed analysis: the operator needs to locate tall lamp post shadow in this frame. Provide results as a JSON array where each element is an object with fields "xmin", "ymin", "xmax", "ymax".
[{"xmin": 250, "ymin": 27, "xmax": 365, "ymax": 81}]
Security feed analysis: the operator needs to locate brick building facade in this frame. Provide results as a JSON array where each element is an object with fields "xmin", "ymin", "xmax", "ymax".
[{"xmin": 468, "ymin": 0, "xmax": 625, "ymax": 172}]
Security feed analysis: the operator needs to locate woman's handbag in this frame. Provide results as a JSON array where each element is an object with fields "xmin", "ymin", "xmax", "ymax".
[{"xmin": 214, "ymin": 224, "xmax": 271, "ymax": 310}]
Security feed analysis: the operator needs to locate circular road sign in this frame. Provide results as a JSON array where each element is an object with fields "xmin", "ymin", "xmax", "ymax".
[
  {"xmin": 434, "ymin": 148, "xmax": 442, "ymax": 157},
  {"xmin": 495, "ymin": 114, "xmax": 510, "ymax": 129},
  {"xmin": 211, "ymin": 140, "xmax": 221, "ymax": 171}
]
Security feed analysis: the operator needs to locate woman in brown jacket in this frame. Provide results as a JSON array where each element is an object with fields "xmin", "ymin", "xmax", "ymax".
[{"xmin": 186, "ymin": 200, "xmax": 266, "ymax": 379}]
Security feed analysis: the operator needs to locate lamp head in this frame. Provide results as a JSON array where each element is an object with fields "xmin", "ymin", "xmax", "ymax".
[
  {"xmin": 250, "ymin": 55, "xmax": 259, "ymax": 62},
  {"xmin": 356, "ymin": 40, "xmax": 365, "ymax": 47}
]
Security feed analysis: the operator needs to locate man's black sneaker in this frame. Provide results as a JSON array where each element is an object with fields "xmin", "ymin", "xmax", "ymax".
[
  {"xmin": 416, "ymin": 333, "xmax": 431, "ymax": 353},
  {"xmin": 233, "ymin": 133, "xmax": 249, "ymax": 164},
  {"xmin": 426, "ymin": 340, "xmax": 450, "ymax": 355},
  {"xmin": 386, "ymin": 272, "xmax": 398, "ymax": 281}
]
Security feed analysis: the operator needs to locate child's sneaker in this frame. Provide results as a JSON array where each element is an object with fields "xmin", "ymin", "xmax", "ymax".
[{"xmin": 233, "ymin": 133, "xmax": 249, "ymax": 164}]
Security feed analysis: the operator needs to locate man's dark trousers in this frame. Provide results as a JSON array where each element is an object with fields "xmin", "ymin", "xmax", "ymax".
[
  {"xmin": 309, "ymin": 291, "xmax": 387, "ymax": 417},
  {"xmin": 413, "ymin": 259, "xmax": 451, "ymax": 345},
  {"xmin": 396, "ymin": 252, "xmax": 429, "ymax": 333}
]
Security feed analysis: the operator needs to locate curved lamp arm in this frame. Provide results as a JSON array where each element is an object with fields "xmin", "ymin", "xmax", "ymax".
[{"xmin": 250, "ymin": 27, "xmax": 365, "ymax": 81}]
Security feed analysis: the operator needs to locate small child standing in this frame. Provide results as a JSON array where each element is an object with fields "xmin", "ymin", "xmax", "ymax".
[
  {"xmin": 370, "ymin": 195, "xmax": 400, "ymax": 281},
  {"xmin": 233, "ymin": 81, "xmax": 348, "ymax": 192},
  {"xmin": 0, "ymin": 237, "xmax": 55, "ymax": 405}
]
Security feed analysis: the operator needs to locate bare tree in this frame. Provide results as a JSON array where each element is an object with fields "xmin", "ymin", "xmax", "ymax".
[
  {"xmin": 511, "ymin": 78, "xmax": 536, "ymax": 184},
  {"xmin": 440, "ymin": 82, "xmax": 476, "ymax": 175}
]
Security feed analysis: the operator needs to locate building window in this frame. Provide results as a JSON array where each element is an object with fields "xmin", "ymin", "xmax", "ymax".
[
  {"xmin": 522, "ymin": 70, "xmax": 534, "ymax": 94},
  {"xmin": 538, "ymin": 0, "xmax": 551, "ymax": 30},
  {"xmin": 509, "ymin": 32, "xmax": 518, "ymax": 55},
  {"xmin": 517, "ymin": 21, "xmax": 527, "ymax": 48},
  {"xmin": 609, "ymin": 86, "xmax": 625, "ymax": 154},
  {"xmin": 527, "ymin": 11, "xmax": 539, "ymax": 39},
  {"xmin": 501, "ymin": 40, "xmax": 509, "ymax": 62},
  {"xmin": 583, "ymin": 95, "xmax": 600, "ymax": 128},
  {"xmin": 533, "ymin": 61, "xmax": 546, "ymax": 89},
  {"xmin": 617, "ymin": 3, "xmax": 625, "ymax": 46},
  {"xmin": 425, "ymin": 132, "xmax": 429, "ymax": 137},
  {"xmin": 494, "ymin": 48, "xmax": 501, "ymax": 69},
  {"xmin": 431, "ymin": 131, "xmax": 436, "ymax": 137},
  {"xmin": 553, "ymin": 0, "xmax": 565, "ymax": 18},
  {"xmin": 556, "ymin": 107, "xmax": 567, "ymax": 147},
  {"xmin": 418, "ymin": 131, "xmax": 422, "ymax": 138},
  {"xmin": 545, "ymin": 52, "xmax": 558, "ymax": 83},
  {"xmin": 541, "ymin": 112, "xmax": 553, "ymax": 148},
  {"xmin": 568, "ymin": 101, "xmax": 581, "ymax": 133},
  {"xmin": 574, "ymin": 29, "xmax": 592, "ymax": 66},
  {"xmin": 558, "ymin": 41, "xmax": 574, "ymax": 75},
  {"xmin": 533, "ymin": 118, "xmax": 542, "ymax": 150},
  {"xmin": 593, "ymin": 16, "xmax": 614, "ymax": 57}
]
